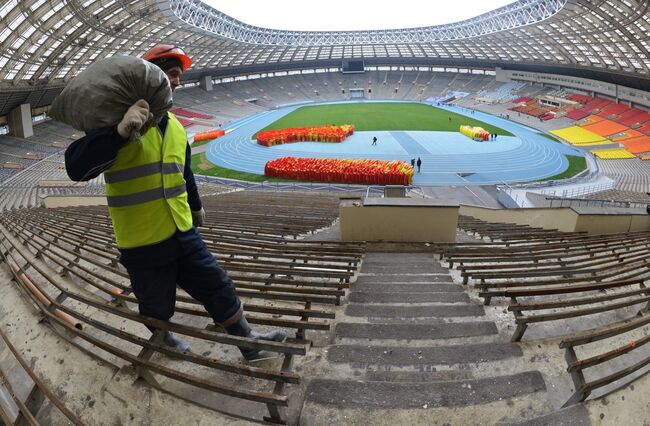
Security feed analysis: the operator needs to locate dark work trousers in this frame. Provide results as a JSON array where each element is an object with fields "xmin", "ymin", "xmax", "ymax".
[{"xmin": 119, "ymin": 227, "xmax": 242, "ymax": 327}]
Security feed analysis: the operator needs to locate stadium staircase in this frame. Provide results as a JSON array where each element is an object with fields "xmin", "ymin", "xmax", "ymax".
[{"xmin": 300, "ymin": 251, "xmax": 556, "ymax": 424}]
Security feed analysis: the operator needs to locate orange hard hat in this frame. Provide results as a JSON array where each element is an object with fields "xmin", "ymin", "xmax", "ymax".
[{"xmin": 142, "ymin": 44, "xmax": 192, "ymax": 71}]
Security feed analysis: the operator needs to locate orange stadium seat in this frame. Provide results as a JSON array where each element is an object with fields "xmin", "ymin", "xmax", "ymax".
[
  {"xmin": 582, "ymin": 119, "xmax": 629, "ymax": 137},
  {"xmin": 610, "ymin": 129, "xmax": 644, "ymax": 141},
  {"xmin": 577, "ymin": 115, "xmax": 604, "ymax": 126},
  {"xmin": 619, "ymin": 135, "xmax": 650, "ymax": 154}
]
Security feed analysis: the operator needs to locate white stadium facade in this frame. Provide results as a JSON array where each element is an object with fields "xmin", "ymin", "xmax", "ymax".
[{"xmin": 0, "ymin": 1, "xmax": 650, "ymax": 425}]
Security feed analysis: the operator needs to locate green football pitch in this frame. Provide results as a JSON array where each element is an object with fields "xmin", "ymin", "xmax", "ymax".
[{"xmin": 255, "ymin": 102, "xmax": 513, "ymax": 137}]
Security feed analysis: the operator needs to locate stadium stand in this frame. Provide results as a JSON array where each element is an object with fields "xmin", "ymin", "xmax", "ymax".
[
  {"xmin": 550, "ymin": 127, "xmax": 610, "ymax": 145},
  {"xmin": 610, "ymin": 129, "xmax": 644, "ymax": 142},
  {"xmin": 636, "ymin": 122, "xmax": 650, "ymax": 135},
  {"xmin": 0, "ymin": 189, "xmax": 365, "ymax": 423},
  {"xmin": 619, "ymin": 136, "xmax": 650, "ymax": 154},
  {"xmin": 568, "ymin": 94, "xmax": 593, "ymax": 104},
  {"xmin": 582, "ymin": 119, "xmax": 629, "ymax": 137},
  {"xmin": 439, "ymin": 215, "xmax": 650, "ymax": 407},
  {"xmin": 597, "ymin": 159, "xmax": 650, "ymax": 192},
  {"xmin": 510, "ymin": 100, "xmax": 555, "ymax": 119},
  {"xmin": 565, "ymin": 98, "xmax": 612, "ymax": 120},
  {"xmin": 596, "ymin": 103, "xmax": 631, "ymax": 118},
  {"xmin": 591, "ymin": 149, "xmax": 637, "ymax": 159},
  {"xmin": 576, "ymin": 115, "xmax": 604, "ymax": 126},
  {"xmin": 614, "ymin": 109, "xmax": 650, "ymax": 126},
  {"xmin": 176, "ymin": 117, "xmax": 194, "ymax": 127},
  {"xmin": 477, "ymin": 81, "xmax": 526, "ymax": 102},
  {"xmin": 565, "ymin": 109, "xmax": 592, "ymax": 121},
  {"xmin": 622, "ymin": 112, "xmax": 650, "ymax": 127},
  {"xmin": 3, "ymin": 0, "xmax": 650, "ymax": 421},
  {"xmin": 582, "ymin": 189, "xmax": 650, "ymax": 204}
]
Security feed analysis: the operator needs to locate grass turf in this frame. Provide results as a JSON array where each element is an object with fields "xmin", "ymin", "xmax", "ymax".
[
  {"xmin": 538, "ymin": 132, "xmax": 562, "ymax": 143},
  {"xmin": 540, "ymin": 155, "xmax": 587, "ymax": 181},
  {"xmin": 190, "ymin": 153, "xmax": 296, "ymax": 182},
  {"xmin": 255, "ymin": 102, "xmax": 513, "ymax": 138}
]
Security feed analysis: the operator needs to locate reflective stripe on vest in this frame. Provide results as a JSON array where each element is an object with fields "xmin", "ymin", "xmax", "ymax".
[
  {"xmin": 104, "ymin": 162, "xmax": 184, "ymax": 185},
  {"xmin": 105, "ymin": 113, "xmax": 193, "ymax": 248}
]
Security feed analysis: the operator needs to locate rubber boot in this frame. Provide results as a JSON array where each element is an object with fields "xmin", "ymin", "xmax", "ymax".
[
  {"xmin": 226, "ymin": 316, "xmax": 286, "ymax": 360},
  {"xmin": 162, "ymin": 331, "xmax": 191, "ymax": 353}
]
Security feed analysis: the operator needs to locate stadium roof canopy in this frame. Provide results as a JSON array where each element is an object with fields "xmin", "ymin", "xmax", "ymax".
[{"xmin": 1, "ymin": 0, "xmax": 649, "ymax": 116}]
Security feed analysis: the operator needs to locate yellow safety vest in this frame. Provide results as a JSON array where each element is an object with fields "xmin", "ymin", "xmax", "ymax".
[{"xmin": 104, "ymin": 113, "xmax": 193, "ymax": 248}]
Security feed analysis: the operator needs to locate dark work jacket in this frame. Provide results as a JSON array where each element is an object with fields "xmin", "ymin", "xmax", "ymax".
[{"xmin": 64, "ymin": 114, "xmax": 204, "ymax": 266}]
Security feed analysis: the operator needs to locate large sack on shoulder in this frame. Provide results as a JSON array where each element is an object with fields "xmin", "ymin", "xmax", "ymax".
[{"xmin": 50, "ymin": 56, "xmax": 172, "ymax": 132}]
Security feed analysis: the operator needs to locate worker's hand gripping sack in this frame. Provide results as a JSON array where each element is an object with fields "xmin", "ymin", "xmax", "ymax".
[{"xmin": 50, "ymin": 56, "xmax": 173, "ymax": 141}]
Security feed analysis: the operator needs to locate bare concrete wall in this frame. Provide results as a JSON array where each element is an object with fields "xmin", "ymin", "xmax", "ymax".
[
  {"xmin": 340, "ymin": 199, "xmax": 458, "ymax": 242},
  {"xmin": 460, "ymin": 205, "xmax": 650, "ymax": 234},
  {"xmin": 42, "ymin": 196, "xmax": 107, "ymax": 208},
  {"xmin": 459, "ymin": 205, "xmax": 578, "ymax": 232},
  {"xmin": 574, "ymin": 214, "xmax": 633, "ymax": 234},
  {"xmin": 630, "ymin": 214, "xmax": 650, "ymax": 232},
  {"xmin": 575, "ymin": 213, "xmax": 650, "ymax": 234}
]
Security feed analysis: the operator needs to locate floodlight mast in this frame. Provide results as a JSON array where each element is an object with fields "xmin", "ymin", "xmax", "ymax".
[{"xmin": 167, "ymin": 0, "xmax": 567, "ymax": 45}]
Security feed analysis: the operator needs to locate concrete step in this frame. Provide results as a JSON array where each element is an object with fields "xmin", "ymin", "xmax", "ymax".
[
  {"xmin": 349, "ymin": 291, "xmax": 469, "ymax": 304},
  {"xmin": 362, "ymin": 264, "xmax": 449, "ymax": 274},
  {"xmin": 365, "ymin": 370, "xmax": 474, "ymax": 382},
  {"xmin": 352, "ymin": 282, "xmax": 463, "ymax": 292},
  {"xmin": 345, "ymin": 303, "xmax": 485, "ymax": 318},
  {"xmin": 363, "ymin": 253, "xmax": 434, "ymax": 263},
  {"xmin": 304, "ymin": 371, "xmax": 546, "ymax": 408},
  {"xmin": 501, "ymin": 404, "xmax": 591, "ymax": 426},
  {"xmin": 335, "ymin": 321, "xmax": 498, "ymax": 340},
  {"xmin": 355, "ymin": 274, "xmax": 453, "ymax": 284},
  {"xmin": 327, "ymin": 342, "xmax": 523, "ymax": 365}
]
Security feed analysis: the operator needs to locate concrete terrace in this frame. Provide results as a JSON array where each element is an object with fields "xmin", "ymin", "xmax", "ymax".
[{"xmin": 3, "ymin": 199, "xmax": 649, "ymax": 424}]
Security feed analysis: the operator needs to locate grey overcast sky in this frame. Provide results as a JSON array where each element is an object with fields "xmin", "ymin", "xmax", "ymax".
[{"xmin": 204, "ymin": 1, "xmax": 517, "ymax": 31}]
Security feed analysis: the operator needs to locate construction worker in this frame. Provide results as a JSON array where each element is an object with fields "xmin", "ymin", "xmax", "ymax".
[{"xmin": 64, "ymin": 44, "xmax": 285, "ymax": 360}]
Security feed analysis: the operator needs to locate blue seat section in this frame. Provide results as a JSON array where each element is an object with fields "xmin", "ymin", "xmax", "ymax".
[{"xmin": 204, "ymin": 101, "xmax": 584, "ymax": 186}]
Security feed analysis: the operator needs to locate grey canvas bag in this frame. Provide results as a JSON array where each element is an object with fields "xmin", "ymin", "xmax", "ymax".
[{"xmin": 50, "ymin": 56, "xmax": 173, "ymax": 136}]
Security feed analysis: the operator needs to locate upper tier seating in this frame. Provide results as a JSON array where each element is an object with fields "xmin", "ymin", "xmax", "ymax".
[
  {"xmin": 176, "ymin": 117, "xmax": 193, "ymax": 127},
  {"xmin": 582, "ymin": 119, "xmax": 629, "ymax": 137},
  {"xmin": 566, "ymin": 98, "xmax": 613, "ymax": 120},
  {"xmin": 596, "ymin": 103, "xmax": 631, "ymax": 118},
  {"xmin": 613, "ymin": 109, "xmax": 650, "ymax": 126},
  {"xmin": 619, "ymin": 110, "xmax": 650, "ymax": 127},
  {"xmin": 635, "ymin": 122, "xmax": 650, "ymax": 135},
  {"xmin": 568, "ymin": 94, "xmax": 593, "ymax": 103},
  {"xmin": 477, "ymin": 81, "xmax": 527, "ymax": 102},
  {"xmin": 171, "ymin": 107, "xmax": 215, "ymax": 120}
]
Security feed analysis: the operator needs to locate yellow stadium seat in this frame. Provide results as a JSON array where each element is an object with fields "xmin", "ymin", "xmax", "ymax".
[
  {"xmin": 551, "ymin": 126, "xmax": 609, "ymax": 145},
  {"xmin": 590, "ymin": 148, "xmax": 636, "ymax": 159}
]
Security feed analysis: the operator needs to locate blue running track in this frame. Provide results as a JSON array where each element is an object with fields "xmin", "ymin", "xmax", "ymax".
[{"xmin": 205, "ymin": 101, "xmax": 584, "ymax": 186}]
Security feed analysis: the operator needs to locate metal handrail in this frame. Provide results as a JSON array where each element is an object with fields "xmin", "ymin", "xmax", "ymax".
[{"xmin": 544, "ymin": 196, "xmax": 648, "ymax": 209}]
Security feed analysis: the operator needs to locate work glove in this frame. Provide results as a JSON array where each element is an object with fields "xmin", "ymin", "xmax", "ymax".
[
  {"xmin": 192, "ymin": 207, "xmax": 206, "ymax": 227},
  {"xmin": 117, "ymin": 99, "xmax": 152, "ymax": 139}
]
